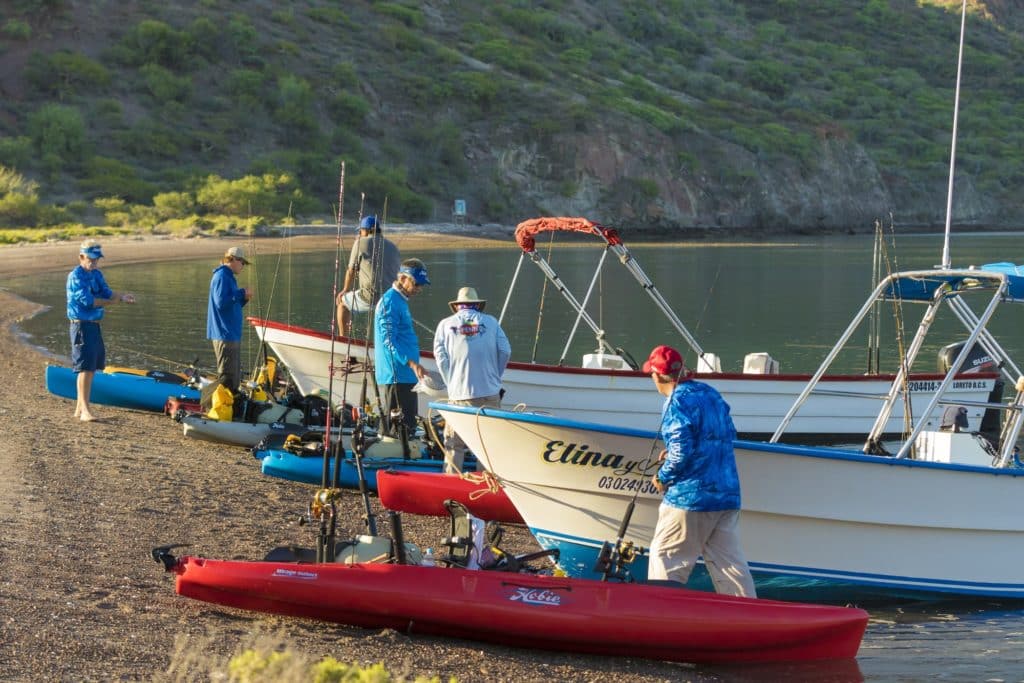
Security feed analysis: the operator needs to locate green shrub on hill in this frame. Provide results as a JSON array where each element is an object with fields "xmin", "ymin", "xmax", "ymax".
[
  {"xmin": 2, "ymin": 19, "xmax": 31, "ymax": 40},
  {"xmin": 24, "ymin": 50, "xmax": 110, "ymax": 98},
  {"xmin": 27, "ymin": 104, "xmax": 87, "ymax": 163}
]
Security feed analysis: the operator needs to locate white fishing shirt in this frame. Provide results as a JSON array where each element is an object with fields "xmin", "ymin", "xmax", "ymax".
[{"xmin": 433, "ymin": 308, "xmax": 511, "ymax": 401}]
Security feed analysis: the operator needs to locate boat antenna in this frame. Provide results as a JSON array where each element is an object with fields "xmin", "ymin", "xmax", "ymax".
[
  {"xmin": 940, "ymin": 0, "xmax": 968, "ymax": 270},
  {"xmin": 595, "ymin": 360, "xmax": 690, "ymax": 582}
]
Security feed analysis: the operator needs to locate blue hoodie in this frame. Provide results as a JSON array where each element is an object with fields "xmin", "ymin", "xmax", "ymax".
[
  {"xmin": 656, "ymin": 380, "xmax": 741, "ymax": 511},
  {"xmin": 206, "ymin": 264, "xmax": 247, "ymax": 341},
  {"xmin": 66, "ymin": 266, "xmax": 113, "ymax": 321}
]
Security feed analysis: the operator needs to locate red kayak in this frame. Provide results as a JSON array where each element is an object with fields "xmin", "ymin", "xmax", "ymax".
[
  {"xmin": 377, "ymin": 469, "xmax": 524, "ymax": 524},
  {"xmin": 162, "ymin": 555, "xmax": 867, "ymax": 664}
]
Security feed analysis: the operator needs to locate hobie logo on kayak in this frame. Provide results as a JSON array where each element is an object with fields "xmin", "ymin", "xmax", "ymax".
[
  {"xmin": 509, "ymin": 587, "xmax": 561, "ymax": 606},
  {"xmin": 542, "ymin": 440, "xmax": 656, "ymax": 476},
  {"xmin": 272, "ymin": 568, "xmax": 318, "ymax": 580}
]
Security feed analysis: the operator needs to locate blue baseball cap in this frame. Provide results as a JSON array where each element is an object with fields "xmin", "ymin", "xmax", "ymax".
[
  {"xmin": 359, "ymin": 214, "xmax": 379, "ymax": 231},
  {"xmin": 399, "ymin": 264, "xmax": 430, "ymax": 286},
  {"xmin": 80, "ymin": 243, "xmax": 104, "ymax": 259}
]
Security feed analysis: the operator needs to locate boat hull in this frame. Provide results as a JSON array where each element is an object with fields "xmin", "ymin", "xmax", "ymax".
[
  {"xmin": 46, "ymin": 364, "xmax": 200, "ymax": 412},
  {"xmin": 376, "ymin": 470, "xmax": 523, "ymax": 523},
  {"xmin": 250, "ymin": 318, "xmax": 997, "ymax": 442},
  {"xmin": 170, "ymin": 556, "xmax": 867, "ymax": 663},
  {"xmin": 435, "ymin": 403, "xmax": 1024, "ymax": 600}
]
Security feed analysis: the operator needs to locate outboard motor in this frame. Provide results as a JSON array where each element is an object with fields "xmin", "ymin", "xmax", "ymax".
[
  {"xmin": 937, "ymin": 341, "xmax": 997, "ymax": 374},
  {"xmin": 938, "ymin": 341, "xmax": 1004, "ymax": 443}
]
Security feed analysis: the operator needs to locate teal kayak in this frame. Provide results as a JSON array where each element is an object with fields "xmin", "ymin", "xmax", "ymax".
[{"xmin": 45, "ymin": 364, "xmax": 201, "ymax": 412}]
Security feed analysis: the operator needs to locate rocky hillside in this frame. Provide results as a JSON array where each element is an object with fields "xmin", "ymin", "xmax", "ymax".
[{"xmin": 0, "ymin": 0, "xmax": 1022, "ymax": 233}]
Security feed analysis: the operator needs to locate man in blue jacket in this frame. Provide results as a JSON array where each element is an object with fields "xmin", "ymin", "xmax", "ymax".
[
  {"xmin": 66, "ymin": 239, "xmax": 136, "ymax": 421},
  {"xmin": 644, "ymin": 344, "xmax": 756, "ymax": 597},
  {"xmin": 207, "ymin": 246, "xmax": 252, "ymax": 394},
  {"xmin": 374, "ymin": 258, "xmax": 429, "ymax": 437}
]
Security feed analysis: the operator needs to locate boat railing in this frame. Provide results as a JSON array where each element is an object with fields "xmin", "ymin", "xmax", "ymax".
[{"xmin": 772, "ymin": 268, "xmax": 1024, "ymax": 468}]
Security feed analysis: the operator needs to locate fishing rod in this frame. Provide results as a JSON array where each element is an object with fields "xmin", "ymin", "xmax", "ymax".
[
  {"xmin": 379, "ymin": 197, "xmax": 412, "ymax": 460},
  {"xmin": 596, "ymin": 360, "xmax": 691, "ymax": 582},
  {"xmin": 349, "ymin": 191, "xmax": 380, "ymax": 538},
  {"xmin": 247, "ymin": 231, "xmax": 289, "ymax": 392},
  {"xmin": 314, "ymin": 160, "xmax": 346, "ymax": 563}
]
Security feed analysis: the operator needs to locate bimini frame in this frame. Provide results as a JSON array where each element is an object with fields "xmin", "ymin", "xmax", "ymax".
[
  {"xmin": 497, "ymin": 216, "xmax": 706, "ymax": 368},
  {"xmin": 771, "ymin": 266, "xmax": 1024, "ymax": 466}
]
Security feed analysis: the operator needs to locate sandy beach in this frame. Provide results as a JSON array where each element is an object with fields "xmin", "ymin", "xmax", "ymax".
[{"xmin": 0, "ymin": 231, "xmax": 715, "ymax": 682}]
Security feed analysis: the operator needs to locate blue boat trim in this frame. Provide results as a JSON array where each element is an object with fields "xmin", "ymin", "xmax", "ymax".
[
  {"xmin": 430, "ymin": 402, "xmax": 1024, "ymax": 477},
  {"xmin": 530, "ymin": 526, "xmax": 1024, "ymax": 599}
]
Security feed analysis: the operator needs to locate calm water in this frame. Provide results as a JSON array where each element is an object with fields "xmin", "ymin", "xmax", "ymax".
[{"xmin": 9, "ymin": 230, "xmax": 1024, "ymax": 680}]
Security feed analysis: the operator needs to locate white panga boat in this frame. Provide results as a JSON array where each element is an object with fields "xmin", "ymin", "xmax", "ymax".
[
  {"xmin": 434, "ymin": 264, "xmax": 1024, "ymax": 601},
  {"xmin": 250, "ymin": 217, "xmax": 996, "ymax": 442}
]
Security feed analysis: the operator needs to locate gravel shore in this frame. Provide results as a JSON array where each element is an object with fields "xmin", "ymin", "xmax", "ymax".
[{"xmin": 0, "ymin": 233, "xmax": 751, "ymax": 682}]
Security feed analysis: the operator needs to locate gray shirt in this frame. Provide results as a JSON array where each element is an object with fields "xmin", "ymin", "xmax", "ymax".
[{"xmin": 348, "ymin": 234, "xmax": 401, "ymax": 306}]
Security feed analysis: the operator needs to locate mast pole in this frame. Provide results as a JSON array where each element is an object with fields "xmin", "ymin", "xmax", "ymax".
[{"xmin": 940, "ymin": 0, "xmax": 968, "ymax": 269}]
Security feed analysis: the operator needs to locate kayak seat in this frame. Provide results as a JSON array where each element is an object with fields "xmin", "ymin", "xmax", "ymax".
[
  {"xmin": 485, "ymin": 521, "xmax": 560, "ymax": 573},
  {"xmin": 438, "ymin": 500, "xmax": 558, "ymax": 573},
  {"xmin": 438, "ymin": 499, "xmax": 476, "ymax": 568}
]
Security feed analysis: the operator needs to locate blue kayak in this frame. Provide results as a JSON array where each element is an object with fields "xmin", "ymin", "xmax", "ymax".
[
  {"xmin": 45, "ymin": 364, "xmax": 201, "ymax": 412},
  {"xmin": 258, "ymin": 435, "xmax": 476, "ymax": 489},
  {"xmin": 259, "ymin": 451, "xmax": 464, "ymax": 490}
]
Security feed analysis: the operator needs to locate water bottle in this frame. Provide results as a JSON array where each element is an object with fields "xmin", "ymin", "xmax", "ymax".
[{"xmin": 421, "ymin": 548, "xmax": 435, "ymax": 567}]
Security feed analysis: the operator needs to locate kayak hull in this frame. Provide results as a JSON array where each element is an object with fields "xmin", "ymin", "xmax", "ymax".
[
  {"xmin": 377, "ymin": 470, "xmax": 523, "ymax": 524},
  {"xmin": 169, "ymin": 555, "xmax": 867, "ymax": 664},
  {"xmin": 46, "ymin": 364, "xmax": 200, "ymax": 412}
]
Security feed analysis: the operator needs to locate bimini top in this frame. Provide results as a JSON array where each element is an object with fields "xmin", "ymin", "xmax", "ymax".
[
  {"xmin": 881, "ymin": 264, "xmax": 1024, "ymax": 303},
  {"xmin": 514, "ymin": 216, "xmax": 622, "ymax": 253}
]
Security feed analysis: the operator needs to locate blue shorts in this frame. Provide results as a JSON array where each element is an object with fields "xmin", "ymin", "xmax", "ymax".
[{"xmin": 70, "ymin": 321, "xmax": 105, "ymax": 372}]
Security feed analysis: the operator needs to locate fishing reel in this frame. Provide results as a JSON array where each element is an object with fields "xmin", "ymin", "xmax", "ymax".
[
  {"xmin": 299, "ymin": 487, "xmax": 344, "ymax": 526},
  {"xmin": 593, "ymin": 539, "xmax": 640, "ymax": 583}
]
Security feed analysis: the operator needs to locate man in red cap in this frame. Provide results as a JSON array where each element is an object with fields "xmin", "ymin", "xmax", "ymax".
[{"xmin": 643, "ymin": 344, "xmax": 755, "ymax": 597}]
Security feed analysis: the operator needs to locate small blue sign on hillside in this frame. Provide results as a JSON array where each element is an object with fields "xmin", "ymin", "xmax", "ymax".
[{"xmin": 453, "ymin": 199, "xmax": 466, "ymax": 216}]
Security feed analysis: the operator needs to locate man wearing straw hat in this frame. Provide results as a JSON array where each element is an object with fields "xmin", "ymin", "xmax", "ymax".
[
  {"xmin": 644, "ymin": 344, "xmax": 756, "ymax": 597},
  {"xmin": 207, "ymin": 245, "xmax": 252, "ymax": 394},
  {"xmin": 433, "ymin": 285, "xmax": 511, "ymax": 472}
]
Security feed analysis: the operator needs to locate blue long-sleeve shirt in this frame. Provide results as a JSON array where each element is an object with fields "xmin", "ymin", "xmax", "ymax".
[
  {"xmin": 206, "ymin": 264, "xmax": 247, "ymax": 341},
  {"xmin": 656, "ymin": 380, "xmax": 741, "ymax": 511},
  {"xmin": 66, "ymin": 266, "xmax": 113, "ymax": 321},
  {"xmin": 374, "ymin": 284, "xmax": 419, "ymax": 385},
  {"xmin": 433, "ymin": 309, "xmax": 510, "ymax": 401}
]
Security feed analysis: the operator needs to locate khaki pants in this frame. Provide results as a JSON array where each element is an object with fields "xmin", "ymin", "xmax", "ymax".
[
  {"xmin": 443, "ymin": 395, "xmax": 501, "ymax": 473},
  {"xmin": 647, "ymin": 505, "xmax": 756, "ymax": 598}
]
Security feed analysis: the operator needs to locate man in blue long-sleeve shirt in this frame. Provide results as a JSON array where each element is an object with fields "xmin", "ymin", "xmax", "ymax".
[
  {"xmin": 374, "ymin": 258, "xmax": 429, "ymax": 437},
  {"xmin": 645, "ymin": 344, "xmax": 756, "ymax": 597},
  {"xmin": 66, "ymin": 239, "xmax": 135, "ymax": 421},
  {"xmin": 206, "ymin": 246, "xmax": 252, "ymax": 393}
]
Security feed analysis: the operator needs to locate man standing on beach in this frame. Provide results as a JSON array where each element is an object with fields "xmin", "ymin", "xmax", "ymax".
[
  {"xmin": 644, "ymin": 344, "xmax": 756, "ymax": 597},
  {"xmin": 336, "ymin": 214, "xmax": 401, "ymax": 335},
  {"xmin": 433, "ymin": 285, "xmax": 511, "ymax": 472},
  {"xmin": 207, "ymin": 246, "xmax": 252, "ymax": 394},
  {"xmin": 374, "ymin": 258, "xmax": 429, "ymax": 438},
  {"xmin": 66, "ymin": 239, "xmax": 136, "ymax": 422}
]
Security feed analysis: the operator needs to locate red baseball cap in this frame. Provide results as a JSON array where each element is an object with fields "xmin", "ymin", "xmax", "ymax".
[{"xmin": 642, "ymin": 345, "xmax": 685, "ymax": 375}]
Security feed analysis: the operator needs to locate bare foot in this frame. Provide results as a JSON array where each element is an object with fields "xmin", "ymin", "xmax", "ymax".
[{"xmin": 80, "ymin": 413, "xmax": 99, "ymax": 422}]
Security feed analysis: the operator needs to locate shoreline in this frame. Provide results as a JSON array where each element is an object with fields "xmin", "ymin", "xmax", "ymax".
[{"xmin": 0, "ymin": 231, "xmax": 704, "ymax": 681}]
